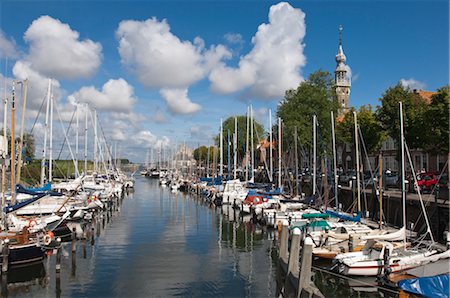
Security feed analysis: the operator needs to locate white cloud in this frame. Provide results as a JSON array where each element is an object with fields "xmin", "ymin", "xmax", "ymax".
[
  {"xmin": 400, "ymin": 78, "xmax": 426, "ymax": 90},
  {"xmin": 12, "ymin": 60, "xmax": 62, "ymax": 110},
  {"xmin": 24, "ymin": 15, "xmax": 102, "ymax": 80},
  {"xmin": 159, "ymin": 88, "xmax": 201, "ymax": 115},
  {"xmin": 117, "ymin": 18, "xmax": 207, "ymax": 89},
  {"xmin": 224, "ymin": 33, "xmax": 243, "ymax": 45},
  {"xmin": 0, "ymin": 30, "xmax": 19, "ymax": 59},
  {"xmin": 116, "ymin": 17, "xmax": 231, "ymax": 114},
  {"xmin": 69, "ymin": 78, "xmax": 136, "ymax": 112},
  {"xmin": 134, "ymin": 130, "xmax": 170, "ymax": 149},
  {"xmin": 209, "ymin": 2, "xmax": 306, "ymax": 99}
]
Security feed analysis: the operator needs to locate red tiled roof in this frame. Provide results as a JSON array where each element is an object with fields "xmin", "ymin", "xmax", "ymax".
[{"xmin": 414, "ymin": 90, "xmax": 436, "ymax": 104}]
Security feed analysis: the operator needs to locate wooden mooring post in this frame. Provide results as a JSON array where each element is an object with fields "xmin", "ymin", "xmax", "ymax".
[
  {"xmin": 278, "ymin": 224, "xmax": 324, "ymax": 298},
  {"xmin": 1, "ymin": 239, "xmax": 9, "ymax": 273},
  {"xmin": 56, "ymin": 237, "xmax": 62, "ymax": 272}
]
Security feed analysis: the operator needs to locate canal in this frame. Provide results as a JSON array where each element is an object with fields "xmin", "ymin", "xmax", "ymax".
[{"xmin": 3, "ymin": 177, "xmax": 398, "ymax": 297}]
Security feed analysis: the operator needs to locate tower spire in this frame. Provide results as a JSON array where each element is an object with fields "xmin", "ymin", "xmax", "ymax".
[{"xmin": 334, "ymin": 25, "xmax": 350, "ymax": 116}]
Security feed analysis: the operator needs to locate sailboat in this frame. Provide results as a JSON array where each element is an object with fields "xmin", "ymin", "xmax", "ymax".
[
  {"xmin": 0, "ymin": 80, "xmax": 45, "ymax": 268},
  {"xmin": 333, "ymin": 102, "xmax": 450, "ymax": 276}
]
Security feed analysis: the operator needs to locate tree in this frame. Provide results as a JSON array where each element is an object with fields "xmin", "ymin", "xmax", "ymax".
[
  {"xmin": 377, "ymin": 83, "xmax": 428, "ymax": 150},
  {"xmin": 214, "ymin": 115, "xmax": 265, "ymax": 163},
  {"xmin": 277, "ymin": 70, "xmax": 338, "ymax": 154},
  {"xmin": 21, "ymin": 133, "xmax": 35, "ymax": 161},
  {"xmin": 423, "ymin": 86, "xmax": 449, "ymax": 155},
  {"xmin": 337, "ymin": 105, "xmax": 386, "ymax": 155},
  {"xmin": 193, "ymin": 146, "xmax": 217, "ymax": 163}
]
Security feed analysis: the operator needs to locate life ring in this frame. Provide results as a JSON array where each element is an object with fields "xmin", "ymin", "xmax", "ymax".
[{"xmin": 44, "ymin": 232, "xmax": 54, "ymax": 246}]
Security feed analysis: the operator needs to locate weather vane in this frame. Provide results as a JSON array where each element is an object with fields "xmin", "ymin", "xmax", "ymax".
[{"xmin": 339, "ymin": 25, "xmax": 343, "ymax": 46}]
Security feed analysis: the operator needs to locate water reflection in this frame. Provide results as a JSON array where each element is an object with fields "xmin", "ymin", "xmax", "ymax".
[{"xmin": 0, "ymin": 177, "xmax": 393, "ymax": 297}]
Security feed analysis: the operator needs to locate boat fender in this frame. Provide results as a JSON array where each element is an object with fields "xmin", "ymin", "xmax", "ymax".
[{"xmin": 44, "ymin": 231, "xmax": 54, "ymax": 246}]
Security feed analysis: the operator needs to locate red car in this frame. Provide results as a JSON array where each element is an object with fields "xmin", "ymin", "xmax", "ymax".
[{"xmin": 412, "ymin": 172, "xmax": 438, "ymax": 192}]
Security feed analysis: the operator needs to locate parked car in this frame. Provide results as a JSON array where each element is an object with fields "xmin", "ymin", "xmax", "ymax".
[
  {"xmin": 384, "ymin": 171, "xmax": 399, "ymax": 188},
  {"xmin": 408, "ymin": 172, "xmax": 438, "ymax": 193}
]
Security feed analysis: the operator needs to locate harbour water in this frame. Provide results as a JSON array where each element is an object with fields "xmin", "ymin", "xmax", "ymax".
[{"xmin": 3, "ymin": 177, "xmax": 399, "ymax": 297}]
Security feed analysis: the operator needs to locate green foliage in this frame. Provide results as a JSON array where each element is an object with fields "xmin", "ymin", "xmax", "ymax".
[
  {"xmin": 337, "ymin": 105, "xmax": 386, "ymax": 154},
  {"xmin": 377, "ymin": 83, "xmax": 428, "ymax": 150},
  {"xmin": 214, "ymin": 115, "xmax": 265, "ymax": 162},
  {"xmin": 22, "ymin": 160, "xmax": 95, "ymax": 185},
  {"xmin": 193, "ymin": 146, "xmax": 218, "ymax": 163},
  {"xmin": 423, "ymin": 86, "xmax": 449, "ymax": 154},
  {"xmin": 21, "ymin": 133, "xmax": 35, "ymax": 161},
  {"xmin": 277, "ymin": 70, "xmax": 338, "ymax": 153}
]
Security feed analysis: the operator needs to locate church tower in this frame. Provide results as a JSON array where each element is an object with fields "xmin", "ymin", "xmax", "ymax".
[{"xmin": 335, "ymin": 25, "xmax": 351, "ymax": 116}]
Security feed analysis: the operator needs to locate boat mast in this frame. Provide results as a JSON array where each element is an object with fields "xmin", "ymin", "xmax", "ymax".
[
  {"xmin": 40, "ymin": 79, "xmax": 51, "ymax": 186},
  {"xmin": 331, "ymin": 111, "xmax": 339, "ymax": 210},
  {"xmin": 227, "ymin": 129, "xmax": 231, "ymax": 179},
  {"xmin": 378, "ymin": 152, "xmax": 383, "ymax": 228},
  {"xmin": 245, "ymin": 106, "xmax": 249, "ymax": 181},
  {"xmin": 269, "ymin": 109, "xmax": 273, "ymax": 183},
  {"xmin": 93, "ymin": 109, "xmax": 98, "ymax": 172},
  {"xmin": 84, "ymin": 103, "xmax": 88, "ymax": 174},
  {"xmin": 250, "ymin": 105, "xmax": 254, "ymax": 181},
  {"xmin": 10, "ymin": 81, "xmax": 16, "ymax": 204},
  {"xmin": 354, "ymin": 111, "xmax": 361, "ymax": 213},
  {"xmin": 49, "ymin": 91, "xmax": 54, "ymax": 182},
  {"xmin": 294, "ymin": 126, "xmax": 299, "ymax": 197},
  {"xmin": 399, "ymin": 102, "xmax": 406, "ymax": 248},
  {"xmin": 278, "ymin": 117, "xmax": 282, "ymax": 189},
  {"xmin": 16, "ymin": 79, "xmax": 28, "ymax": 184},
  {"xmin": 1, "ymin": 90, "xmax": 8, "ymax": 228},
  {"xmin": 220, "ymin": 118, "xmax": 223, "ymax": 177},
  {"xmin": 233, "ymin": 116, "xmax": 237, "ymax": 179},
  {"xmin": 75, "ymin": 102, "xmax": 79, "ymax": 178},
  {"xmin": 206, "ymin": 145, "xmax": 210, "ymax": 178},
  {"xmin": 312, "ymin": 115, "xmax": 317, "ymax": 196}
]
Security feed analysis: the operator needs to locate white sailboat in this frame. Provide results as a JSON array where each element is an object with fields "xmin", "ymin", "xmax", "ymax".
[{"xmin": 334, "ymin": 102, "xmax": 450, "ymax": 276}]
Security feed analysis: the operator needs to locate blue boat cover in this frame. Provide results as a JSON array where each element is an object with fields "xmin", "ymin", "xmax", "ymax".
[
  {"xmin": 199, "ymin": 176, "xmax": 222, "ymax": 185},
  {"xmin": 16, "ymin": 184, "xmax": 62, "ymax": 196},
  {"xmin": 4, "ymin": 193, "xmax": 47, "ymax": 213},
  {"xmin": 27, "ymin": 182, "xmax": 52, "ymax": 192},
  {"xmin": 398, "ymin": 274, "xmax": 449, "ymax": 298},
  {"xmin": 326, "ymin": 210, "xmax": 361, "ymax": 222}
]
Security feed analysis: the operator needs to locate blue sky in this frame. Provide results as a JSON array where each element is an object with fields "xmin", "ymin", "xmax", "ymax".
[{"xmin": 0, "ymin": 0, "xmax": 448, "ymax": 162}]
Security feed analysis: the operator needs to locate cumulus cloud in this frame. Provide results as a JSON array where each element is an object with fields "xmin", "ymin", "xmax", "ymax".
[
  {"xmin": 400, "ymin": 78, "xmax": 426, "ymax": 90},
  {"xmin": 0, "ymin": 30, "xmax": 19, "ymax": 59},
  {"xmin": 134, "ymin": 130, "xmax": 170, "ymax": 149},
  {"xmin": 12, "ymin": 60, "xmax": 62, "ymax": 110},
  {"xmin": 224, "ymin": 33, "xmax": 243, "ymax": 45},
  {"xmin": 69, "ymin": 78, "xmax": 136, "ymax": 112},
  {"xmin": 116, "ymin": 17, "xmax": 230, "ymax": 113},
  {"xmin": 209, "ymin": 2, "xmax": 306, "ymax": 99},
  {"xmin": 117, "ymin": 18, "xmax": 222, "ymax": 89},
  {"xmin": 159, "ymin": 88, "xmax": 201, "ymax": 115},
  {"xmin": 24, "ymin": 15, "xmax": 102, "ymax": 80}
]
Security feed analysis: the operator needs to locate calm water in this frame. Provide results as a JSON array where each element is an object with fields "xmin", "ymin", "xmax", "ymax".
[
  {"xmin": 3, "ymin": 177, "xmax": 398, "ymax": 297},
  {"xmin": 5, "ymin": 177, "xmax": 278, "ymax": 297}
]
